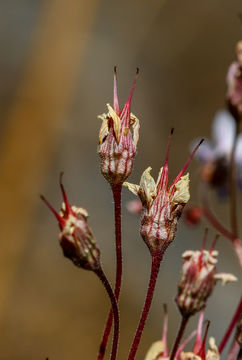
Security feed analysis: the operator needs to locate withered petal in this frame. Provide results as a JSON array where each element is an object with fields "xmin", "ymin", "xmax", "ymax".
[
  {"xmin": 130, "ymin": 113, "xmax": 140, "ymax": 147},
  {"xmin": 107, "ymin": 103, "xmax": 121, "ymax": 143},
  {"xmin": 98, "ymin": 117, "xmax": 109, "ymax": 144},
  {"xmin": 140, "ymin": 167, "xmax": 157, "ymax": 209},
  {"xmin": 123, "ymin": 181, "xmax": 140, "ymax": 196}
]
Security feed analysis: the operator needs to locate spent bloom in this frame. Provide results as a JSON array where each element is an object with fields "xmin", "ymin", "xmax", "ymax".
[
  {"xmin": 192, "ymin": 110, "xmax": 242, "ymax": 195},
  {"xmin": 98, "ymin": 67, "xmax": 140, "ymax": 186},
  {"xmin": 175, "ymin": 234, "xmax": 237, "ymax": 317},
  {"xmin": 227, "ymin": 41, "xmax": 242, "ymax": 120},
  {"xmin": 144, "ymin": 305, "xmax": 169, "ymax": 360},
  {"xmin": 41, "ymin": 174, "xmax": 100, "ymax": 271},
  {"xmin": 124, "ymin": 131, "xmax": 203, "ymax": 254},
  {"xmin": 180, "ymin": 313, "xmax": 220, "ymax": 360}
]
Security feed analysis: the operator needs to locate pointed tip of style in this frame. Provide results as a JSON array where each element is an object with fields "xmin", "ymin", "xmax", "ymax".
[{"xmin": 113, "ymin": 66, "xmax": 120, "ymax": 114}]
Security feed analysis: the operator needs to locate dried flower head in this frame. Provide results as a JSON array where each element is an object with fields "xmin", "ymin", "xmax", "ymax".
[
  {"xmin": 124, "ymin": 131, "xmax": 203, "ymax": 253},
  {"xmin": 181, "ymin": 312, "xmax": 220, "ymax": 360},
  {"xmin": 98, "ymin": 67, "xmax": 140, "ymax": 186},
  {"xmin": 175, "ymin": 233, "xmax": 237, "ymax": 317},
  {"xmin": 144, "ymin": 305, "xmax": 169, "ymax": 360},
  {"xmin": 41, "ymin": 174, "xmax": 100, "ymax": 271}
]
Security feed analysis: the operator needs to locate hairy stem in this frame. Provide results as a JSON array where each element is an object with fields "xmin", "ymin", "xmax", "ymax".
[
  {"xmin": 219, "ymin": 296, "xmax": 242, "ymax": 354},
  {"xmin": 170, "ymin": 315, "xmax": 190, "ymax": 360},
  {"xmin": 128, "ymin": 251, "xmax": 162, "ymax": 360},
  {"xmin": 95, "ymin": 267, "xmax": 120, "ymax": 360},
  {"xmin": 97, "ymin": 184, "xmax": 122, "ymax": 360}
]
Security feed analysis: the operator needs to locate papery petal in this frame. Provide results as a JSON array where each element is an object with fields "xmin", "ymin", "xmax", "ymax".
[
  {"xmin": 213, "ymin": 272, "xmax": 237, "ymax": 285},
  {"xmin": 131, "ymin": 112, "xmax": 140, "ymax": 146},
  {"xmin": 205, "ymin": 337, "xmax": 220, "ymax": 360},
  {"xmin": 140, "ymin": 167, "xmax": 157, "ymax": 208},
  {"xmin": 98, "ymin": 116, "xmax": 109, "ymax": 144},
  {"xmin": 212, "ymin": 110, "xmax": 235, "ymax": 157},
  {"xmin": 190, "ymin": 139, "xmax": 215, "ymax": 163},
  {"xmin": 107, "ymin": 103, "xmax": 121, "ymax": 143},
  {"xmin": 156, "ymin": 167, "xmax": 164, "ymax": 187},
  {"xmin": 144, "ymin": 341, "xmax": 166, "ymax": 360},
  {"xmin": 180, "ymin": 352, "xmax": 201, "ymax": 360},
  {"xmin": 172, "ymin": 174, "xmax": 190, "ymax": 205},
  {"xmin": 71, "ymin": 206, "xmax": 88, "ymax": 218},
  {"xmin": 123, "ymin": 181, "xmax": 140, "ymax": 196}
]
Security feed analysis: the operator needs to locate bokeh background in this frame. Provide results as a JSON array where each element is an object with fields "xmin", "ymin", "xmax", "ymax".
[{"xmin": 0, "ymin": 0, "xmax": 241, "ymax": 359}]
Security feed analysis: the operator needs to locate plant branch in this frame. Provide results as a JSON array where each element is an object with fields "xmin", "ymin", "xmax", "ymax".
[
  {"xmin": 95, "ymin": 266, "xmax": 120, "ymax": 360},
  {"xmin": 219, "ymin": 295, "xmax": 242, "ymax": 354},
  {"xmin": 97, "ymin": 184, "xmax": 122, "ymax": 360},
  {"xmin": 128, "ymin": 251, "xmax": 163, "ymax": 360},
  {"xmin": 170, "ymin": 315, "xmax": 190, "ymax": 360}
]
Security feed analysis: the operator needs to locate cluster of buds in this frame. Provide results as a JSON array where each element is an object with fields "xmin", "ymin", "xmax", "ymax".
[
  {"xmin": 175, "ymin": 235, "xmax": 237, "ymax": 317},
  {"xmin": 124, "ymin": 131, "xmax": 203, "ymax": 254},
  {"xmin": 41, "ymin": 174, "xmax": 100, "ymax": 271},
  {"xmin": 98, "ymin": 67, "xmax": 140, "ymax": 186}
]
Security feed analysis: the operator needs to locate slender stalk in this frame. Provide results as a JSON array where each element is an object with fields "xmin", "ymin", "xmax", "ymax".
[
  {"xmin": 95, "ymin": 267, "xmax": 120, "ymax": 360},
  {"xmin": 219, "ymin": 296, "xmax": 242, "ymax": 354},
  {"xmin": 128, "ymin": 251, "xmax": 162, "ymax": 360},
  {"xmin": 229, "ymin": 120, "xmax": 239, "ymax": 237},
  {"xmin": 97, "ymin": 184, "xmax": 122, "ymax": 360},
  {"xmin": 170, "ymin": 315, "xmax": 190, "ymax": 360},
  {"xmin": 201, "ymin": 183, "xmax": 242, "ymax": 266}
]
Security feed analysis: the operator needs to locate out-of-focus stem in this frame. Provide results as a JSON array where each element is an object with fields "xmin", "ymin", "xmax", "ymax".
[
  {"xmin": 237, "ymin": 348, "xmax": 242, "ymax": 360},
  {"xmin": 97, "ymin": 184, "xmax": 122, "ymax": 360},
  {"xmin": 227, "ymin": 339, "xmax": 240, "ymax": 360},
  {"xmin": 170, "ymin": 315, "xmax": 190, "ymax": 360},
  {"xmin": 229, "ymin": 121, "xmax": 239, "ymax": 237},
  {"xmin": 128, "ymin": 251, "xmax": 163, "ymax": 360},
  {"xmin": 219, "ymin": 296, "xmax": 242, "ymax": 354},
  {"xmin": 201, "ymin": 183, "xmax": 242, "ymax": 266},
  {"xmin": 95, "ymin": 267, "xmax": 120, "ymax": 360}
]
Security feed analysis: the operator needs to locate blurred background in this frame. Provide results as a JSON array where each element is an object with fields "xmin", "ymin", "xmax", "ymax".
[{"xmin": 0, "ymin": 0, "xmax": 241, "ymax": 359}]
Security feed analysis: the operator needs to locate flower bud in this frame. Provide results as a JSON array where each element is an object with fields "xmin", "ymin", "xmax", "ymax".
[
  {"xmin": 124, "ymin": 131, "xmax": 203, "ymax": 254},
  {"xmin": 98, "ymin": 68, "xmax": 140, "ymax": 186},
  {"xmin": 41, "ymin": 174, "xmax": 100, "ymax": 271},
  {"xmin": 183, "ymin": 206, "xmax": 203, "ymax": 227},
  {"xmin": 175, "ymin": 240, "xmax": 237, "ymax": 317}
]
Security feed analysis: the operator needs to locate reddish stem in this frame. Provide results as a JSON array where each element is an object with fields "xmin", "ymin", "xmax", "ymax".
[
  {"xmin": 95, "ymin": 267, "xmax": 120, "ymax": 360},
  {"xmin": 219, "ymin": 296, "xmax": 242, "ymax": 354},
  {"xmin": 201, "ymin": 186, "xmax": 242, "ymax": 266},
  {"xmin": 170, "ymin": 315, "xmax": 190, "ymax": 360},
  {"xmin": 97, "ymin": 184, "xmax": 122, "ymax": 360},
  {"xmin": 128, "ymin": 251, "xmax": 163, "ymax": 360}
]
